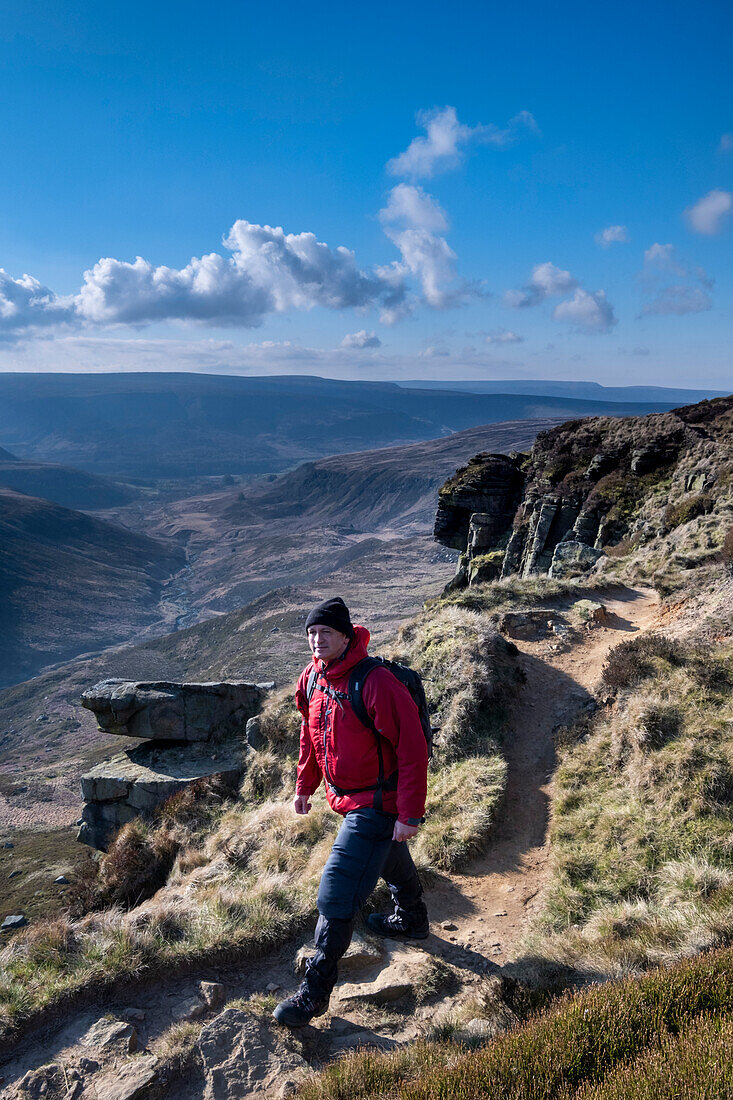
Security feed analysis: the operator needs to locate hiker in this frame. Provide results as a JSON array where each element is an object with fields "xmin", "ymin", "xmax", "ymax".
[{"xmin": 273, "ymin": 596, "xmax": 429, "ymax": 1028}]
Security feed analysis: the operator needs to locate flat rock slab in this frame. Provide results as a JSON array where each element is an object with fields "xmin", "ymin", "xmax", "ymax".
[
  {"xmin": 295, "ymin": 932, "xmax": 384, "ymax": 977},
  {"xmin": 79, "ymin": 742, "xmax": 241, "ymax": 850},
  {"xmin": 81, "ymin": 742, "xmax": 241, "ymax": 803},
  {"xmin": 81, "ymin": 679, "xmax": 269, "ymax": 742},
  {"xmin": 91, "ymin": 1054, "xmax": 158, "ymax": 1100},
  {"xmin": 499, "ymin": 609, "xmax": 567, "ymax": 641},
  {"xmin": 198, "ymin": 1007, "xmax": 308, "ymax": 1099},
  {"xmin": 335, "ymin": 951, "xmax": 430, "ymax": 1007}
]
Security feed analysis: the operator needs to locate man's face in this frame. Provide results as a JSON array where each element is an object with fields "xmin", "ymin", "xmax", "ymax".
[{"xmin": 307, "ymin": 624, "xmax": 350, "ymax": 664}]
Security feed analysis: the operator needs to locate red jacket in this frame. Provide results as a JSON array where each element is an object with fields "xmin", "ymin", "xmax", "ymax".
[{"xmin": 295, "ymin": 625, "xmax": 428, "ymax": 823}]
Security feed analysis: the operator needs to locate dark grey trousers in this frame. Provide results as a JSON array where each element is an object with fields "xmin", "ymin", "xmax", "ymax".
[{"xmin": 305, "ymin": 807, "xmax": 426, "ymax": 998}]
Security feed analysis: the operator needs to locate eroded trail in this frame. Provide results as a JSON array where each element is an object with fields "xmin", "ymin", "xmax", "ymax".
[
  {"xmin": 1, "ymin": 586, "xmax": 660, "ymax": 1098},
  {"xmin": 424, "ymin": 584, "xmax": 659, "ymax": 971}
]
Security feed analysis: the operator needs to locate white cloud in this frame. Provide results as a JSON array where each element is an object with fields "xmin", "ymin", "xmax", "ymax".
[
  {"xmin": 641, "ymin": 286, "xmax": 712, "ymax": 316},
  {"xmin": 78, "ymin": 221, "xmax": 408, "ymax": 327},
  {"xmin": 718, "ymin": 133, "xmax": 733, "ymax": 153},
  {"xmin": 553, "ymin": 289, "xmax": 617, "ymax": 333},
  {"xmin": 380, "ymin": 185, "xmax": 462, "ymax": 309},
  {"xmin": 0, "ymin": 220, "xmax": 411, "ymax": 338},
  {"xmin": 595, "ymin": 224, "xmax": 630, "ymax": 247},
  {"xmin": 341, "ymin": 330, "xmax": 382, "ymax": 349},
  {"xmin": 643, "ymin": 242, "xmax": 688, "ymax": 276},
  {"xmin": 685, "ymin": 189, "xmax": 732, "ymax": 235},
  {"xmin": 504, "ymin": 261, "xmax": 578, "ymax": 308},
  {"xmin": 379, "ymin": 183, "xmax": 448, "ymax": 232},
  {"xmin": 484, "ymin": 328, "xmax": 524, "ymax": 344},
  {"xmin": 0, "ymin": 269, "xmax": 75, "ymax": 337},
  {"xmin": 387, "ymin": 106, "xmax": 537, "ymax": 179}
]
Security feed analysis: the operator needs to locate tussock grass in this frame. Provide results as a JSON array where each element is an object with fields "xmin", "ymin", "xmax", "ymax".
[
  {"xmin": 296, "ymin": 946, "xmax": 733, "ymax": 1100},
  {"xmin": 413, "ymin": 757, "xmax": 506, "ymax": 871},
  {"xmin": 394, "ymin": 602, "xmax": 522, "ymax": 763},
  {"xmin": 528, "ymin": 634, "xmax": 733, "ymax": 977}
]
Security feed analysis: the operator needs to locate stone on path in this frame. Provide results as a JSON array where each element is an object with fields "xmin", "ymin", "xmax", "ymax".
[
  {"xmin": 171, "ymin": 996, "xmax": 206, "ymax": 1022},
  {"xmin": 90, "ymin": 1054, "xmax": 158, "ymax": 1100},
  {"xmin": 335, "ymin": 952, "xmax": 430, "ymax": 1008},
  {"xmin": 200, "ymin": 980, "xmax": 226, "ymax": 1009},
  {"xmin": 295, "ymin": 931, "xmax": 384, "ymax": 977},
  {"xmin": 81, "ymin": 1017, "xmax": 138, "ymax": 1054},
  {"xmin": 197, "ymin": 1007, "xmax": 308, "ymax": 1099},
  {"xmin": 54, "ymin": 874, "xmax": 70, "ymax": 884},
  {"xmin": 571, "ymin": 598, "xmax": 608, "ymax": 622}
]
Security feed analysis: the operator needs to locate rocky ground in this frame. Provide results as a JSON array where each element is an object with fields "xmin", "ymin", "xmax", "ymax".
[{"xmin": 0, "ymin": 585, "xmax": 659, "ymax": 1099}]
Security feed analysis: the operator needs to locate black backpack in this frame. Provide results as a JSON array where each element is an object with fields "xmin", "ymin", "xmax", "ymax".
[{"xmin": 306, "ymin": 656, "xmax": 433, "ymax": 798}]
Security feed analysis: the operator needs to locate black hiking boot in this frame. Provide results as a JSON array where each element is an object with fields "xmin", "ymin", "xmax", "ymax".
[
  {"xmin": 366, "ymin": 910, "xmax": 430, "ymax": 940},
  {"xmin": 272, "ymin": 982, "xmax": 329, "ymax": 1028}
]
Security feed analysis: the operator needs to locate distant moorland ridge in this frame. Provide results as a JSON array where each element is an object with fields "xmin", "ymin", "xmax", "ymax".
[{"xmin": 0, "ymin": 372, "xmax": 683, "ymax": 478}]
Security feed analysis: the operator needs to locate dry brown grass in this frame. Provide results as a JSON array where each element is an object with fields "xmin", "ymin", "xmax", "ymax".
[{"xmin": 525, "ymin": 634, "xmax": 733, "ymax": 978}]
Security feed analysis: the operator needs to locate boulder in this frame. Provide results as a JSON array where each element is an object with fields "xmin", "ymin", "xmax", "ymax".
[
  {"xmin": 549, "ymin": 541, "xmax": 603, "ymax": 579},
  {"xmin": 81, "ymin": 679, "xmax": 268, "ymax": 742},
  {"xmin": 197, "ymin": 1007, "xmax": 308, "ymax": 1098},
  {"xmin": 15, "ymin": 1063, "xmax": 65, "ymax": 1098},
  {"xmin": 571, "ymin": 599, "xmax": 608, "ymax": 623},
  {"xmin": 81, "ymin": 1017, "xmax": 138, "ymax": 1054},
  {"xmin": 200, "ymin": 981, "xmax": 226, "ymax": 1009},
  {"xmin": 78, "ymin": 742, "xmax": 241, "ymax": 851},
  {"xmin": 1, "ymin": 913, "xmax": 28, "ymax": 931}
]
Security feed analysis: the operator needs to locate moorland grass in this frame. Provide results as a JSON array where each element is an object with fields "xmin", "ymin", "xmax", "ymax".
[
  {"xmin": 527, "ymin": 633, "xmax": 733, "ymax": 977},
  {"xmin": 296, "ymin": 946, "xmax": 733, "ymax": 1100}
]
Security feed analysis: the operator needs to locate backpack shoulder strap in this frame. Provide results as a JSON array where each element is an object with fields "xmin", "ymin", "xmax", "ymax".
[
  {"xmin": 347, "ymin": 656, "xmax": 383, "ymax": 734},
  {"xmin": 306, "ymin": 666, "xmax": 318, "ymax": 703}
]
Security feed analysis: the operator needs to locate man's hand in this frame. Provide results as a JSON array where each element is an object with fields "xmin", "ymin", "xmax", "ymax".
[
  {"xmin": 393, "ymin": 820, "xmax": 418, "ymax": 842},
  {"xmin": 294, "ymin": 794, "xmax": 312, "ymax": 815}
]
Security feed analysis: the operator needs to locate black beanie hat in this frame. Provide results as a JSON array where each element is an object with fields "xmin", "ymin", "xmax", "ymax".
[{"xmin": 305, "ymin": 596, "xmax": 354, "ymax": 638}]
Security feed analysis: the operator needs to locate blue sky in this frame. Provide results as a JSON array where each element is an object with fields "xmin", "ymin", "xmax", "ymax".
[{"xmin": 0, "ymin": 0, "xmax": 731, "ymax": 387}]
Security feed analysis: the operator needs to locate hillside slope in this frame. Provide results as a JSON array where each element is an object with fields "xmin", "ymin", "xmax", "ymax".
[
  {"xmin": 0, "ymin": 489, "xmax": 185, "ymax": 687},
  {"xmin": 143, "ymin": 418, "xmax": 565, "ymax": 616},
  {"xmin": 0, "ymin": 454, "xmax": 136, "ymax": 510}
]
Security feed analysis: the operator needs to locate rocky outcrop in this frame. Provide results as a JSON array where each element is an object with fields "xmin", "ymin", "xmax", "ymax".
[
  {"xmin": 81, "ymin": 679, "xmax": 268, "ymax": 742},
  {"xmin": 433, "ymin": 453, "xmax": 525, "ymax": 587},
  {"xmin": 79, "ymin": 680, "xmax": 269, "ymax": 850},
  {"xmin": 435, "ymin": 397, "xmax": 733, "ymax": 588},
  {"xmin": 78, "ymin": 742, "xmax": 242, "ymax": 850}
]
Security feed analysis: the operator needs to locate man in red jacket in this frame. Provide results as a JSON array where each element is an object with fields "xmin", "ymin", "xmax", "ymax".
[{"xmin": 273, "ymin": 596, "xmax": 429, "ymax": 1028}]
